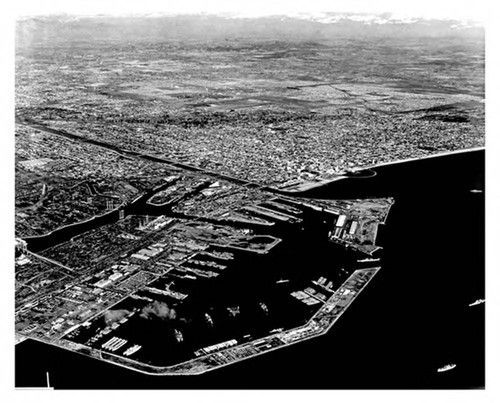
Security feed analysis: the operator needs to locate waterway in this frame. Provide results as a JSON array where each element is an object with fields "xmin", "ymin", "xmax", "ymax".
[{"xmin": 15, "ymin": 149, "xmax": 484, "ymax": 389}]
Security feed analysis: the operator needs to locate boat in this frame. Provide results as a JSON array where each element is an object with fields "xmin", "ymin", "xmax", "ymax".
[
  {"xmin": 470, "ymin": 189, "xmax": 483, "ymax": 194},
  {"xmin": 437, "ymin": 364, "xmax": 456, "ymax": 373},
  {"xmin": 469, "ymin": 299, "xmax": 485, "ymax": 307},
  {"xmin": 269, "ymin": 328, "xmax": 284, "ymax": 334},
  {"xmin": 276, "ymin": 278, "xmax": 290, "ymax": 284}
]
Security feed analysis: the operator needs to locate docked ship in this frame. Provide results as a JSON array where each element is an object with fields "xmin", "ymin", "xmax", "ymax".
[
  {"xmin": 437, "ymin": 364, "xmax": 456, "ymax": 373},
  {"xmin": 205, "ymin": 250, "xmax": 234, "ymax": 261}
]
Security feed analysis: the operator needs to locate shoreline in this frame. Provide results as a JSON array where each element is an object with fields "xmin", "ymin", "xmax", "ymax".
[
  {"xmin": 276, "ymin": 146, "xmax": 484, "ymax": 194},
  {"xmin": 362, "ymin": 146, "xmax": 485, "ymax": 170}
]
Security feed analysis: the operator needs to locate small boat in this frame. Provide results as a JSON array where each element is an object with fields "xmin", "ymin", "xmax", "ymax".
[
  {"xmin": 437, "ymin": 364, "xmax": 456, "ymax": 373},
  {"xmin": 469, "ymin": 299, "xmax": 485, "ymax": 307}
]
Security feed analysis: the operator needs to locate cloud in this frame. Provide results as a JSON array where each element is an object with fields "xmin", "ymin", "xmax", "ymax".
[{"xmin": 14, "ymin": 0, "xmax": 486, "ymax": 23}]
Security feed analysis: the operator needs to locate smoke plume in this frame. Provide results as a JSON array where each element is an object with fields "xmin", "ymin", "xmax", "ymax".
[
  {"xmin": 103, "ymin": 309, "xmax": 130, "ymax": 325},
  {"xmin": 140, "ymin": 301, "xmax": 176, "ymax": 321}
]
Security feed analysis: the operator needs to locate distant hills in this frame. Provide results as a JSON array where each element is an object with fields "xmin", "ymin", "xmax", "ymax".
[{"xmin": 16, "ymin": 13, "xmax": 484, "ymax": 46}]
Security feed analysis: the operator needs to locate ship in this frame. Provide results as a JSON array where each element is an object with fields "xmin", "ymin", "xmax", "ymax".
[
  {"xmin": 174, "ymin": 329, "xmax": 183, "ymax": 343},
  {"xmin": 205, "ymin": 250, "xmax": 234, "ymax": 261},
  {"xmin": 204, "ymin": 313, "xmax": 214, "ymax": 327},
  {"xmin": 470, "ymin": 189, "xmax": 483, "ymax": 194},
  {"xmin": 227, "ymin": 306, "xmax": 240, "ymax": 317},
  {"xmin": 357, "ymin": 257, "xmax": 380, "ymax": 263},
  {"xmin": 123, "ymin": 344, "xmax": 141, "ymax": 357},
  {"xmin": 269, "ymin": 328, "xmax": 284, "ymax": 334},
  {"xmin": 437, "ymin": 363, "xmax": 456, "ymax": 373},
  {"xmin": 469, "ymin": 299, "xmax": 485, "ymax": 307},
  {"xmin": 276, "ymin": 278, "xmax": 290, "ymax": 284}
]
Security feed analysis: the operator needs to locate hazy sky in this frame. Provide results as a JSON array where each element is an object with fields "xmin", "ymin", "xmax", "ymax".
[{"xmin": 14, "ymin": 0, "xmax": 487, "ymax": 22}]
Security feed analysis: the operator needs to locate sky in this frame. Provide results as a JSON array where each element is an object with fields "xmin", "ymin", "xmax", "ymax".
[{"xmin": 12, "ymin": 0, "xmax": 487, "ymax": 22}]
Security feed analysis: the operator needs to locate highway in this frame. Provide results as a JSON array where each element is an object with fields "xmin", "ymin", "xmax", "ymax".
[{"xmin": 16, "ymin": 118, "xmax": 270, "ymax": 191}]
